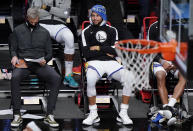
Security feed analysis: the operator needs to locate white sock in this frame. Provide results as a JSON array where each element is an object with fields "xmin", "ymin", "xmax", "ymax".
[
  {"xmin": 89, "ymin": 104, "xmax": 97, "ymax": 115},
  {"xmin": 65, "ymin": 61, "xmax": 73, "ymax": 76},
  {"xmin": 168, "ymin": 98, "xmax": 177, "ymax": 107},
  {"xmin": 120, "ymin": 103, "xmax": 129, "ymax": 114},
  {"xmin": 163, "ymin": 104, "xmax": 168, "ymax": 108}
]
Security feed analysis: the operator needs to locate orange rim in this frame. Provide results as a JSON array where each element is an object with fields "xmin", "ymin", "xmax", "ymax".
[{"xmin": 115, "ymin": 39, "xmax": 178, "ymax": 61}]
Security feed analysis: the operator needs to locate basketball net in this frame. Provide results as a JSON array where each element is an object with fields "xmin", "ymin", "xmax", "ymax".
[{"xmin": 115, "ymin": 39, "xmax": 158, "ymax": 90}]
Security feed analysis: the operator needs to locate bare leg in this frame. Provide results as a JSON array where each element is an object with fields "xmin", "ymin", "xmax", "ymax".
[
  {"xmin": 172, "ymin": 72, "xmax": 186, "ymax": 99},
  {"xmin": 88, "ymin": 96, "xmax": 96, "ymax": 105},
  {"xmin": 158, "ymin": 72, "xmax": 186, "ymax": 121},
  {"xmin": 64, "ymin": 54, "xmax": 73, "ymax": 61},
  {"xmin": 156, "ymin": 71, "xmax": 168, "ymax": 105},
  {"xmin": 63, "ymin": 54, "xmax": 73, "ymax": 76},
  {"xmin": 162, "ymin": 72, "xmax": 186, "ymax": 108},
  {"xmin": 122, "ymin": 95, "xmax": 130, "ymax": 104}
]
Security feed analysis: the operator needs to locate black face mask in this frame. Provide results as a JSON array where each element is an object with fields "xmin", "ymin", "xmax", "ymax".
[{"xmin": 27, "ymin": 20, "xmax": 38, "ymax": 29}]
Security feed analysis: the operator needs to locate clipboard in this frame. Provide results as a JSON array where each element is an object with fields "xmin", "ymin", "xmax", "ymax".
[{"xmin": 15, "ymin": 59, "xmax": 28, "ymax": 68}]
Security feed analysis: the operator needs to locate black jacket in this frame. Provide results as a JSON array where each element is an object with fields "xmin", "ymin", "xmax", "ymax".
[
  {"xmin": 81, "ymin": 24, "xmax": 118, "ymax": 61},
  {"xmin": 9, "ymin": 23, "xmax": 52, "ymax": 62}
]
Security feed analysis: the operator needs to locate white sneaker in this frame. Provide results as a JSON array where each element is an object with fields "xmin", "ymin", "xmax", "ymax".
[
  {"xmin": 158, "ymin": 110, "xmax": 172, "ymax": 119},
  {"xmin": 167, "ymin": 117, "xmax": 177, "ymax": 126},
  {"xmin": 116, "ymin": 112, "xmax": 133, "ymax": 125},
  {"xmin": 82, "ymin": 112, "xmax": 100, "ymax": 125},
  {"xmin": 158, "ymin": 106, "xmax": 175, "ymax": 119}
]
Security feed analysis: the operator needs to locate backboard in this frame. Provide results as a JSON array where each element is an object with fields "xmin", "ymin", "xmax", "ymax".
[{"xmin": 159, "ymin": 0, "xmax": 193, "ymax": 80}]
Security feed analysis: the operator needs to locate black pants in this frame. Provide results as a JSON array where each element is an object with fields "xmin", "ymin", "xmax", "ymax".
[{"xmin": 11, "ymin": 63, "xmax": 61, "ymax": 115}]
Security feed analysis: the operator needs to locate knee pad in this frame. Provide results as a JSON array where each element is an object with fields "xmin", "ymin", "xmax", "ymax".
[
  {"xmin": 63, "ymin": 30, "xmax": 75, "ymax": 54},
  {"xmin": 64, "ymin": 48, "xmax": 75, "ymax": 55},
  {"xmin": 87, "ymin": 76, "xmax": 97, "ymax": 97},
  {"xmin": 120, "ymin": 69, "xmax": 134, "ymax": 96},
  {"xmin": 120, "ymin": 69, "xmax": 135, "ymax": 85},
  {"xmin": 86, "ymin": 69, "xmax": 99, "ymax": 97},
  {"xmin": 87, "ymin": 87, "xmax": 97, "ymax": 97},
  {"xmin": 86, "ymin": 77, "xmax": 97, "ymax": 97}
]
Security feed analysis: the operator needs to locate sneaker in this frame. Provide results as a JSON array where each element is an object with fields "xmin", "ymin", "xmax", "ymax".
[
  {"xmin": 44, "ymin": 114, "xmax": 59, "ymax": 127},
  {"xmin": 167, "ymin": 117, "xmax": 177, "ymax": 126},
  {"xmin": 158, "ymin": 106, "xmax": 176, "ymax": 119},
  {"xmin": 82, "ymin": 113, "xmax": 100, "ymax": 126},
  {"xmin": 63, "ymin": 74, "xmax": 79, "ymax": 88},
  {"xmin": 72, "ymin": 65, "xmax": 81, "ymax": 75},
  {"xmin": 63, "ymin": 78, "xmax": 69, "ymax": 85},
  {"xmin": 11, "ymin": 115, "xmax": 23, "ymax": 127},
  {"xmin": 151, "ymin": 113, "xmax": 164, "ymax": 123},
  {"xmin": 116, "ymin": 112, "xmax": 133, "ymax": 125}
]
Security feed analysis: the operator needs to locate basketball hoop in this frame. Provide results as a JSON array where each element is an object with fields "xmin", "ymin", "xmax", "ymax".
[{"xmin": 115, "ymin": 39, "xmax": 177, "ymax": 90}]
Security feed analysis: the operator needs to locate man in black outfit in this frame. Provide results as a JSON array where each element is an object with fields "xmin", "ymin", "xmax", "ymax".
[
  {"xmin": 87, "ymin": 0, "xmax": 133, "ymax": 40},
  {"xmin": 9, "ymin": 8, "xmax": 60, "ymax": 128},
  {"xmin": 81, "ymin": 5, "xmax": 134, "ymax": 126}
]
